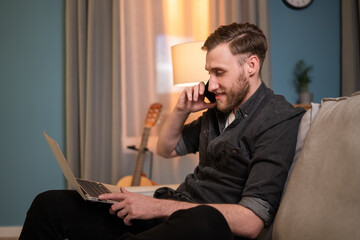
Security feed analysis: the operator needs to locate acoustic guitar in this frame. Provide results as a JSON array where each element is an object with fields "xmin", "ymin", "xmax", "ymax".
[{"xmin": 116, "ymin": 103, "xmax": 162, "ymax": 187}]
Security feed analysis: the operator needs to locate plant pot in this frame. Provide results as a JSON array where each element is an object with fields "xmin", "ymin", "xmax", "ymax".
[{"xmin": 299, "ymin": 92, "xmax": 313, "ymax": 104}]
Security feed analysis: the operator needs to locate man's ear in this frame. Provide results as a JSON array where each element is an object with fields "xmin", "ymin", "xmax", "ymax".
[{"xmin": 245, "ymin": 55, "xmax": 259, "ymax": 77}]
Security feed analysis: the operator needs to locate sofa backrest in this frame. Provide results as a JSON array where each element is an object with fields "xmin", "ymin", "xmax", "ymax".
[{"xmin": 272, "ymin": 92, "xmax": 360, "ymax": 240}]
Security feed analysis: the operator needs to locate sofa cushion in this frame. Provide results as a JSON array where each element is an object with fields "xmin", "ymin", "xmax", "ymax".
[
  {"xmin": 285, "ymin": 103, "xmax": 320, "ymax": 191},
  {"xmin": 272, "ymin": 92, "xmax": 360, "ymax": 240}
]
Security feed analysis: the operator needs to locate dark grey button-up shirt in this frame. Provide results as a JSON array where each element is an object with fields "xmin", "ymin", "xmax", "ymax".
[{"xmin": 174, "ymin": 82, "xmax": 305, "ymax": 226}]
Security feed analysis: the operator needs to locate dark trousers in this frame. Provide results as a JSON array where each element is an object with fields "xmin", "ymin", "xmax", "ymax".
[{"xmin": 19, "ymin": 190, "xmax": 235, "ymax": 240}]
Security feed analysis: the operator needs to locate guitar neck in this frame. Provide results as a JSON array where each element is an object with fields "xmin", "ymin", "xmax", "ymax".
[{"xmin": 131, "ymin": 127, "xmax": 151, "ymax": 186}]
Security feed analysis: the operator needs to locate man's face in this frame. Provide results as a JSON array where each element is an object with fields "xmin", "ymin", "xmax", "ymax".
[{"xmin": 205, "ymin": 43, "xmax": 250, "ymax": 113}]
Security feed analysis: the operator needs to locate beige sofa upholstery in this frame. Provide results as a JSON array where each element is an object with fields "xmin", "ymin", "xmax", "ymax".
[{"xmin": 270, "ymin": 91, "xmax": 360, "ymax": 240}]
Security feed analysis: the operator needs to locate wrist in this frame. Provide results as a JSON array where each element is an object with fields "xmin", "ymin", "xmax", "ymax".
[
  {"xmin": 174, "ymin": 105, "xmax": 191, "ymax": 115},
  {"xmin": 156, "ymin": 199, "xmax": 197, "ymax": 218},
  {"xmin": 156, "ymin": 199, "xmax": 176, "ymax": 217}
]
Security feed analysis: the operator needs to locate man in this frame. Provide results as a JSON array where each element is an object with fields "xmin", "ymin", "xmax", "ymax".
[{"xmin": 20, "ymin": 22, "xmax": 305, "ymax": 240}]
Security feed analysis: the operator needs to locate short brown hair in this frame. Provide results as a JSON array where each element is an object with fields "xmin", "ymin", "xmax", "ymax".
[{"xmin": 202, "ymin": 22, "xmax": 267, "ymax": 69}]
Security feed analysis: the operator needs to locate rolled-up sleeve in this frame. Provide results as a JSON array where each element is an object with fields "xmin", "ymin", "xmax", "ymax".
[
  {"xmin": 175, "ymin": 116, "xmax": 203, "ymax": 155},
  {"xmin": 239, "ymin": 196, "xmax": 272, "ymax": 227},
  {"xmin": 175, "ymin": 137, "xmax": 188, "ymax": 156}
]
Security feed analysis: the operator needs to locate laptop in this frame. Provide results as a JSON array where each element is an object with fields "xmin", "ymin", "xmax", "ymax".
[
  {"xmin": 43, "ymin": 131, "xmax": 180, "ymax": 203},
  {"xmin": 43, "ymin": 131, "xmax": 119, "ymax": 204}
]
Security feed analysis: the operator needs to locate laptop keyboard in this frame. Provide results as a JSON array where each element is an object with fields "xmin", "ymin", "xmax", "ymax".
[{"xmin": 76, "ymin": 179, "xmax": 111, "ymax": 197}]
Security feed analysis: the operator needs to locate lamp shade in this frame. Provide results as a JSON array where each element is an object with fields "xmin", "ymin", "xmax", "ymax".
[{"xmin": 171, "ymin": 41, "xmax": 208, "ymax": 86}]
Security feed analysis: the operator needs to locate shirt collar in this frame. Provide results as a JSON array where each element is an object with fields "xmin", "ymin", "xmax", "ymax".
[{"xmin": 235, "ymin": 81, "xmax": 268, "ymax": 119}]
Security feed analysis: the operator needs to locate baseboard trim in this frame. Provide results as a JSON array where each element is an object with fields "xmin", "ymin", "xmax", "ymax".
[{"xmin": 0, "ymin": 226, "xmax": 22, "ymax": 237}]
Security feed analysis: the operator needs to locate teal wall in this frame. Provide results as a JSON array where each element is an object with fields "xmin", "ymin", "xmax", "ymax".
[
  {"xmin": 0, "ymin": 0, "xmax": 341, "ymax": 226},
  {"xmin": 0, "ymin": 0, "xmax": 65, "ymax": 226},
  {"xmin": 269, "ymin": 0, "xmax": 341, "ymax": 103}
]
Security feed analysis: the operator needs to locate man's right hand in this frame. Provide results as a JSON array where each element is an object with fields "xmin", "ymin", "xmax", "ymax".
[{"xmin": 176, "ymin": 82, "xmax": 216, "ymax": 114}]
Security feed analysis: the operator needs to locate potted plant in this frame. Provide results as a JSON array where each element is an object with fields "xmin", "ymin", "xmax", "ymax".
[{"xmin": 293, "ymin": 59, "xmax": 313, "ymax": 104}]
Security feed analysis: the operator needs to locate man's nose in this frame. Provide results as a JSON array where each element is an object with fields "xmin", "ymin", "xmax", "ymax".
[{"xmin": 207, "ymin": 78, "xmax": 218, "ymax": 92}]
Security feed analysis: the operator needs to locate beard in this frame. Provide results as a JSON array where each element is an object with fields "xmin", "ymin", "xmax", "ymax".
[{"xmin": 216, "ymin": 72, "xmax": 250, "ymax": 113}]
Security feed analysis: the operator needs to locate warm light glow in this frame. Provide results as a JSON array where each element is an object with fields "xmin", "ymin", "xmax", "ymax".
[
  {"xmin": 162, "ymin": 0, "xmax": 210, "ymax": 41},
  {"xmin": 191, "ymin": 0, "xmax": 210, "ymax": 40},
  {"xmin": 171, "ymin": 41, "xmax": 208, "ymax": 86},
  {"xmin": 163, "ymin": 0, "xmax": 185, "ymax": 36}
]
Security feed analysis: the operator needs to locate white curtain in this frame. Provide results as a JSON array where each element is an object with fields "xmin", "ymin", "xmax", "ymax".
[
  {"xmin": 66, "ymin": 0, "xmax": 271, "ymax": 185},
  {"xmin": 342, "ymin": 0, "xmax": 360, "ymax": 96},
  {"xmin": 66, "ymin": 0, "xmax": 122, "ymax": 184}
]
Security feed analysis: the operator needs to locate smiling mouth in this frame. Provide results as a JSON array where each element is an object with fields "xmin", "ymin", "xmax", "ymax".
[{"xmin": 215, "ymin": 92, "xmax": 225, "ymax": 100}]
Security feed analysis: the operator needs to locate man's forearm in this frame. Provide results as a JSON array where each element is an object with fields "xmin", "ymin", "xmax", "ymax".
[
  {"xmin": 156, "ymin": 108, "xmax": 190, "ymax": 158},
  {"xmin": 208, "ymin": 204, "xmax": 264, "ymax": 239}
]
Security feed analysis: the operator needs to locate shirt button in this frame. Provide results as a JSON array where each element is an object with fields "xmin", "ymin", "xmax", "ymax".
[{"xmin": 244, "ymin": 113, "xmax": 248, "ymax": 118}]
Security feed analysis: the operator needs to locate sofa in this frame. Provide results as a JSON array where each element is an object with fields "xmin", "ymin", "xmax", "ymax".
[{"xmin": 258, "ymin": 91, "xmax": 360, "ymax": 240}]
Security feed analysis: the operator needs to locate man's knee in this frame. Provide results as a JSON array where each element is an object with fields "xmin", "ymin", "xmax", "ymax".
[{"xmin": 27, "ymin": 190, "xmax": 79, "ymax": 218}]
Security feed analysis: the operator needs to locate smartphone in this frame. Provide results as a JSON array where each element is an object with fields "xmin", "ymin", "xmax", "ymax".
[{"xmin": 204, "ymin": 81, "xmax": 216, "ymax": 103}]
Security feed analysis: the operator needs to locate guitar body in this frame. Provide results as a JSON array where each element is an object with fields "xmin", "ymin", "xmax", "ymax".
[{"xmin": 116, "ymin": 175, "xmax": 155, "ymax": 187}]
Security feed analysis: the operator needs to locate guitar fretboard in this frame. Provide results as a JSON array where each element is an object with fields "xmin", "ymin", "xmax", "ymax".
[{"xmin": 131, "ymin": 127, "xmax": 151, "ymax": 186}]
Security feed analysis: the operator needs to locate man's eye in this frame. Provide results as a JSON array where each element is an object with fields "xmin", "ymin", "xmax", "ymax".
[{"xmin": 215, "ymin": 71, "xmax": 224, "ymax": 76}]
